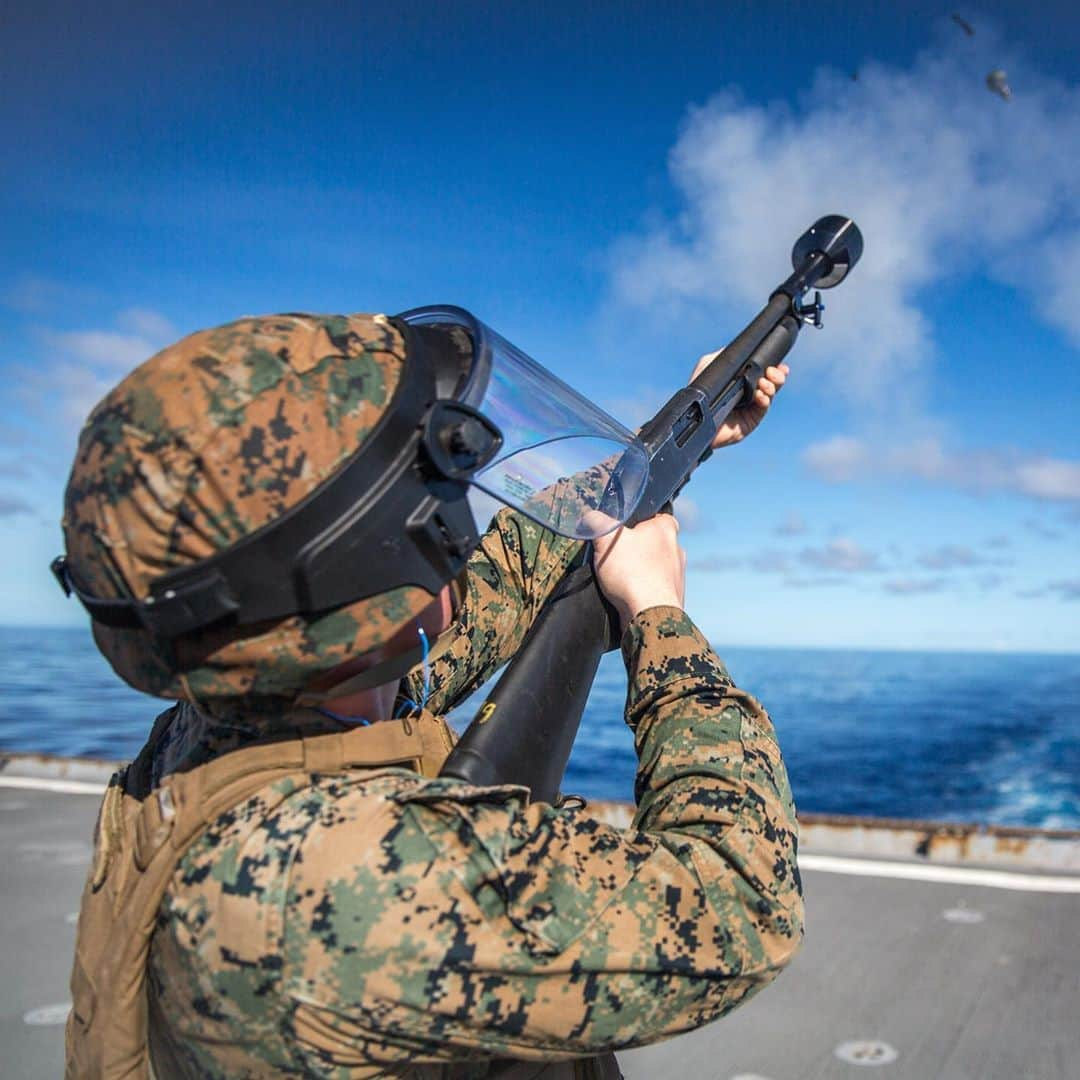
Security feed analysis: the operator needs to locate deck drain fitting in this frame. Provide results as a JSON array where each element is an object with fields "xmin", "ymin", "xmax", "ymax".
[
  {"xmin": 834, "ymin": 1040, "xmax": 898, "ymax": 1067},
  {"xmin": 943, "ymin": 906, "xmax": 985, "ymax": 924},
  {"xmin": 23, "ymin": 1003, "xmax": 72, "ymax": 1026}
]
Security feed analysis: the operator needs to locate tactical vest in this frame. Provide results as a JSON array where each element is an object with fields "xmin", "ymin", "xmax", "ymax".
[{"xmin": 65, "ymin": 711, "xmax": 620, "ymax": 1080}]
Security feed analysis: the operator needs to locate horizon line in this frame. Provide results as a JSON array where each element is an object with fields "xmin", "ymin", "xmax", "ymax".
[{"xmin": 2, "ymin": 623, "xmax": 1078, "ymax": 659}]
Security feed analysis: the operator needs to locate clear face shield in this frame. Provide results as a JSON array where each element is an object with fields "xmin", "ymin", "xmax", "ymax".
[{"xmin": 400, "ymin": 306, "xmax": 649, "ymax": 541}]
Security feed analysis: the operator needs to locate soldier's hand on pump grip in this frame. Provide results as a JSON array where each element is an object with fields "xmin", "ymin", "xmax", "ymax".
[
  {"xmin": 700, "ymin": 353, "xmax": 790, "ymax": 448},
  {"xmin": 591, "ymin": 357, "xmax": 788, "ymax": 636}
]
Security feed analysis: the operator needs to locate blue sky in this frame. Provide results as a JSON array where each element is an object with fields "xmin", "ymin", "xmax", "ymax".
[{"xmin": 3, "ymin": 1, "xmax": 1079, "ymax": 652}]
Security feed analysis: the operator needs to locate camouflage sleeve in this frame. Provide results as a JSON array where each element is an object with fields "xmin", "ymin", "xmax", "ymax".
[
  {"xmin": 356, "ymin": 605, "xmax": 803, "ymax": 1059},
  {"xmin": 400, "ymin": 506, "xmax": 582, "ymax": 714}
]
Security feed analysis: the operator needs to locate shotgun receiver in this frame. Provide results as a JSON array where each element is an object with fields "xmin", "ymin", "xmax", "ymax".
[{"xmin": 440, "ymin": 215, "xmax": 864, "ymax": 802}]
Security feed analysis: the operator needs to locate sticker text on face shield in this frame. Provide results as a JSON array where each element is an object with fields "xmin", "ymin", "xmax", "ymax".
[{"xmin": 500, "ymin": 473, "xmax": 536, "ymax": 501}]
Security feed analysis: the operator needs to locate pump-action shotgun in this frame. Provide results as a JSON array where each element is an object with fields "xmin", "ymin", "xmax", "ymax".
[{"xmin": 441, "ymin": 215, "xmax": 864, "ymax": 803}]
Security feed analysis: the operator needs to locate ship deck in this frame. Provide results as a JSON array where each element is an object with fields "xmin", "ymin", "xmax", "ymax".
[{"xmin": 2, "ymin": 753, "xmax": 1078, "ymax": 1079}]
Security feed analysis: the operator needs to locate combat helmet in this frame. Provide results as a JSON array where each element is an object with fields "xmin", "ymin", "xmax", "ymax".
[{"xmin": 53, "ymin": 308, "xmax": 649, "ymax": 710}]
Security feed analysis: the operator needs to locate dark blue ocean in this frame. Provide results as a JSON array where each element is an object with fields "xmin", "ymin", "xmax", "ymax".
[{"xmin": 1, "ymin": 626, "xmax": 1077, "ymax": 829}]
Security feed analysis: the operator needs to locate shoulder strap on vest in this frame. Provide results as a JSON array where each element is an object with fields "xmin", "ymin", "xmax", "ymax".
[{"xmin": 66, "ymin": 710, "xmax": 455, "ymax": 1079}]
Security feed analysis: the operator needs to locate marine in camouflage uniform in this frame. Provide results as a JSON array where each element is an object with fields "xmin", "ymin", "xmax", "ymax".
[{"xmin": 62, "ymin": 313, "xmax": 803, "ymax": 1077}]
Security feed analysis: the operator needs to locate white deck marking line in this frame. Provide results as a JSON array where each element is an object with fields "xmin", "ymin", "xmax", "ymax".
[
  {"xmin": 801, "ymin": 853, "xmax": 1080, "ymax": 893},
  {"xmin": 0, "ymin": 776, "xmax": 106, "ymax": 795},
  {"xmin": 3, "ymin": 774, "xmax": 1078, "ymax": 892}
]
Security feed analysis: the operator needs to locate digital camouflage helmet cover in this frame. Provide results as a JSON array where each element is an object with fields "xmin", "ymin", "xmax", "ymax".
[{"xmin": 56, "ymin": 310, "xmax": 647, "ymax": 709}]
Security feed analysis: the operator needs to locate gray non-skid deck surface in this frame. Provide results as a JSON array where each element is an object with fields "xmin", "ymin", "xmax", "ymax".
[
  {"xmin": 2, "ymin": 787, "xmax": 1077, "ymax": 1080},
  {"xmin": 2, "ymin": 787, "xmax": 94, "ymax": 1080},
  {"xmin": 620, "ymin": 868, "xmax": 1077, "ymax": 1080}
]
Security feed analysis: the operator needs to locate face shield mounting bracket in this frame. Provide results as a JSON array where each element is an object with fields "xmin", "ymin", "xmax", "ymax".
[{"xmin": 420, "ymin": 400, "xmax": 503, "ymax": 481}]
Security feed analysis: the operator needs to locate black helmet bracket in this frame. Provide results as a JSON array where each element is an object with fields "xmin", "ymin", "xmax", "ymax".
[{"xmin": 52, "ymin": 318, "xmax": 502, "ymax": 639}]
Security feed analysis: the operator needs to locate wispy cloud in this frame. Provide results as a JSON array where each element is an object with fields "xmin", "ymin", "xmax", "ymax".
[
  {"xmin": 916, "ymin": 544, "xmax": 979, "ymax": 571},
  {"xmin": 1017, "ymin": 579, "xmax": 1080, "ymax": 601},
  {"xmin": 1047, "ymin": 580, "xmax": 1080, "ymax": 601},
  {"xmin": 692, "ymin": 536, "xmax": 978, "ymax": 592},
  {"xmin": 1014, "ymin": 461, "xmax": 1080, "ymax": 501},
  {"xmin": 799, "ymin": 537, "xmax": 880, "ymax": 573},
  {"xmin": 674, "ymin": 495, "xmax": 705, "ymax": 533},
  {"xmin": 1024, "ymin": 517, "xmax": 1064, "ymax": 541},
  {"xmin": 689, "ymin": 547, "xmax": 790, "ymax": 574},
  {"xmin": 692, "ymin": 538, "xmax": 882, "ymax": 577},
  {"xmin": 116, "ymin": 307, "xmax": 177, "ymax": 341},
  {"xmin": 803, "ymin": 434, "xmax": 1080, "ymax": 503},
  {"xmin": 0, "ymin": 495, "xmax": 35, "ymax": 518},
  {"xmin": 610, "ymin": 26, "xmax": 1080, "ymax": 404},
  {"xmin": 2, "ymin": 275, "xmax": 101, "ymax": 315},
  {"xmin": 801, "ymin": 436, "xmax": 869, "ymax": 483},
  {"xmin": 602, "ymin": 387, "xmax": 669, "ymax": 429},
  {"xmin": 775, "ymin": 510, "xmax": 807, "ymax": 537},
  {"xmin": 883, "ymin": 577, "xmax": 947, "ymax": 595},
  {"xmin": 43, "ymin": 324, "xmax": 171, "ymax": 373},
  {"xmin": 785, "ymin": 575, "xmax": 850, "ymax": 590},
  {"xmin": 688, "ymin": 555, "xmax": 729, "ymax": 573},
  {"xmin": 27, "ymin": 308, "xmax": 177, "ymax": 430}
]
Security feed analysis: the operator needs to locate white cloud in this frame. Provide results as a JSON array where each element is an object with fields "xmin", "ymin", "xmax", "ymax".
[
  {"xmin": 1014, "ymin": 459, "xmax": 1080, "ymax": 501},
  {"xmin": 673, "ymin": 494, "xmax": 704, "ymax": 533},
  {"xmin": 802, "ymin": 434, "xmax": 1080, "ymax": 503},
  {"xmin": 602, "ymin": 387, "xmax": 669, "ymax": 429},
  {"xmin": 0, "ymin": 494, "xmax": 35, "ymax": 518},
  {"xmin": 1038, "ymin": 230, "xmax": 1080, "ymax": 343},
  {"xmin": 2, "ymin": 275, "xmax": 100, "ymax": 314},
  {"xmin": 883, "ymin": 578, "xmax": 946, "ymax": 595},
  {"xmin": 917, "ymin": 545, "xmax": 979, "ymax": 570},
  {"xmin": 1048, "ymin": 580, "xmax": 1080, "ymax": 601},
  {"xmin": 802, "ymin": 436, "xmax": 867, "ymax": 482},
  {"xmin": 43, "ymin": 328, "xmax": 163, "ymax": 372},
  {"xmin": 117, "ymin": 307, "xmax": 177, "ymax": 341},
  {"xmin": 799, "ymin": 537, "xmax": 880, "ymax": 573},
  {"xmin": 14, "ymin": 308, "xmax": 178, "ymax": 444},
  {"xmin": 689, "ymin": 546, "xmax": 790, "ymax": 574},
  {"xmin": 784, "ymin": 575, "xmax": 849, "ymax": 590},
  {"xmin": 688, "ymin": 555, "xmax": 729, "ymax": 573},
  {"xmin": 13, "ymin": 361, "xmax": 116, "ymax": 433},
  {"xmin": 1024, "ymin": 517, "xmax": 1063, "ymax": 541},
  {"xmin": 775, "ymin": 509, "xmax": 807, "ymax": 536},
  {"xmin": 610, "ymin": 26, "xmax": 1080, "ymax": 403},
  {"xmin": 55, "ymin": 366, "xmax": 119, "ymax": 429},
  {"xmin": 51, "ymin": 310, "xmax": 174, "ymax": 416}
]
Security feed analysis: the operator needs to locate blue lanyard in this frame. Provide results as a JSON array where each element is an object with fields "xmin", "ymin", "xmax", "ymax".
[
  {"xmin": 313, "ymin": 706, "xmax": 371, "ymax": 727},
  {"xmin": 395, "ymin": 625, "xmax": 431, "ymax": 717}
]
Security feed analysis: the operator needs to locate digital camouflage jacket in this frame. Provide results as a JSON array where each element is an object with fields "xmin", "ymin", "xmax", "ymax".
[{"xmin": 143, "ymin": 507, "xmax": 804, "ymax": 1077}]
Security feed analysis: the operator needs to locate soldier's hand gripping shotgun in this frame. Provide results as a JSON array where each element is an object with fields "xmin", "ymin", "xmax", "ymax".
[{"xmin": 441, "ymin": 215, "xmax": 864, "ymax": 802}]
